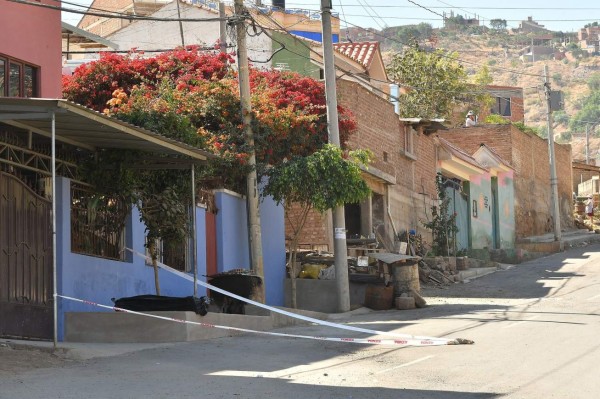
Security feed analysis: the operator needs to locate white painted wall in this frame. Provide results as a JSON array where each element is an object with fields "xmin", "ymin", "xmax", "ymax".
[{"xmin": 106, "ymin": 2, "xmax": 271, "ymax": 69}]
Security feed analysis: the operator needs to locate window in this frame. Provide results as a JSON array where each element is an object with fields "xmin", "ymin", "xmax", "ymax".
[
  {"xmin": 0, "ymin": 55, "xmax": 39, "ymax": 98},
  {"xmin": 0, "ymin": 59, "xmax": 4, "ymax": 95},
  {"xmin": 491, "ymin": 96, "xmax": 511, "ymax": 117},
  {"xmin": 9, "ymin": 62, "xmax": 20, "ymax": 97}
]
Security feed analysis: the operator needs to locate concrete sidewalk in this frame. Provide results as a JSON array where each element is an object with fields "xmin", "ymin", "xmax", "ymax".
[{"xmin": 517, "ymin": 228, "xmax": 600, "ymax": 252}]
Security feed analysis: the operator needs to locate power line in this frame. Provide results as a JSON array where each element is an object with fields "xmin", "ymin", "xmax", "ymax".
[
  {"xmin": 404, "ymin": 0, "xmax": 445, "ymax": 18},
  {"xmin": 281, "ymin": 3, "xmax": 600, "ymax": 11},
  {"xmin": 244, "ymin": 6, "xmax": 540, "ymax": 114},
  {"xmin": 336, "ymin": 17, "xmax": 544, "ymax": 78},
  {"xmin": 5, "ymin": 0, "xmax": 228, "ymax": 22}
]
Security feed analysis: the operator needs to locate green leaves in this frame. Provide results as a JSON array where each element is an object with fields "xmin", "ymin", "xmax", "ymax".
[
  {"xmin": 386, "ymin": 44, "xmax": 468, "ymax": 119},
  {"xmin": 422, "ymin": 173, "xmax": 459, "ymax": 256},
  {"xmin": 263, "ymin": 145, "xmax": 372, "ymax": 213}
]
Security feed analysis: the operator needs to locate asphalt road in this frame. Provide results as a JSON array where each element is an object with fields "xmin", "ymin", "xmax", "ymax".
[{"xmin": 2, "ymin": 244, "xmax": 600, "ymax": 399}]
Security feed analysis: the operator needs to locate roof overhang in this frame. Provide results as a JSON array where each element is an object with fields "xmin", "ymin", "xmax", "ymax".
[
  {"xmin": 0, "ymin": 98, "xmax": 214, "ymax": 162},
  {"xmin": 436, "ymin": 137, "xmax": 487, "ymax": 180},
  {"xmin": 399, "ymin": 118, "xmax": 447, "ymax": 134},
  {"xmin": 61, "ymin": 22, "xmax": 118, "ymax": 50}
]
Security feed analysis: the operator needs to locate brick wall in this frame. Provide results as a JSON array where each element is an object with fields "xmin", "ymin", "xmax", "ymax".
[
  {"xmin": 337, "ymin": 80, "xmax": 401, "ymax": 179},
  {"xmin": 440, "ymin": 124, "xmax": 573, "ymax": 238},
  {"xmin": 284, "ymin": 80, "xmax": 442, "ymax": 248},
  {"xmin": 79, "ymin": 0, "xmax": 134, "ymax": 36}
]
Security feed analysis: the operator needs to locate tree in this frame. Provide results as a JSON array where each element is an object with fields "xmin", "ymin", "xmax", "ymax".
[
  {"xmin": 489, "ymin": 19, "xmax": 507, "ymax": 31},
  {"xmin": 422, "ymin": 173, "xmax": 458, "ymax": 256},
  {"xmin": 262, "ymin": 145, "xmax": 371, "ymax": 308},
  {"xmin": 387, "ymin": 44, "xmax": 468, "ymax": 118},
  {"xmin": 570, "ymin": 91, "xmax": 600, "ymax": 133},
  {"xmin": 64, "ymin": 49, "xmax": 359, "ymax": 297},
  {"xmin": 471, "ymin": 65, "xmax": 494, "ymax": 115}
]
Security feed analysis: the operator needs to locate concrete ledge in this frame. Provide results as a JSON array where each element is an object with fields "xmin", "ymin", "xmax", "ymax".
[
  {"xmin": 65, "ymin": 311, "xmax": 273, "ymax": 343},
  {"xmin": 516, "ymin": 241, "xmax": 561, "ymax": 254},
  {"xmin": 245, "ymin": 305, "xmax": 329, "ymax": 327},
  {"xmin": 458, "ymin": 266, "xmax": 498, "ymax": 282}
]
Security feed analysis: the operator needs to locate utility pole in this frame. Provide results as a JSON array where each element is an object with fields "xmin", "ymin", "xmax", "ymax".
[
  {"xmin": 321, "ymin": 0, "xmax": 350, "ymax": 313},
  {"xmin": 586, "ymin": 124, "xmax": 590, "ymax": 164},
  {"xmin": 219, "ymin": 1, "xmax": 227, "ymax": 53},
  {"xmin": 175, "ymin": 0, "xmax": 185, "ymax": 47},
  {"xmin": 544, "ymin": 65, "xmax": 562, "ymax": 243},
  {"xmin": 233, "ymin": 0, "xmax": 265, "ymax": 302}
]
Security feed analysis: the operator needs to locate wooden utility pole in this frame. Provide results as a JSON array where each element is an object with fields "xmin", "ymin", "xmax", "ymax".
[
  {"xmin": 321, "ymin": 0, "xmax": 350, "ymax": 313},
  {"xmin": 544, "ymin": 65, "xmax": 562, "ymax": 243},
  {"xmin": 234, "ymin": 0, "xmax": 265, "ymax": 302}
]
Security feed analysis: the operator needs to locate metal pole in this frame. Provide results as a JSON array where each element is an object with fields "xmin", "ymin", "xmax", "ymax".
[
  {"xmin": 219, "ymin": 2, "xmax": 227, "ymax": 53},
  {"xmin": 234, "ymin": 0, "xmax": 265, "ymax": 302},
  {"xmin": 586, "ymin": 124, "xmax": 590, "ymax": 164},
  {"xmin": 51, "ymin": 112, "xmax": 58, "ymax": 349},
  {"xmin": 544, "ymin": 65, "xmax": 562, "ymax": 243},
  {"xmin": 191, "ymin": 164, "xmax": 198, "ymax": 297},
  {"xmin": 321, "ymin": 0, "xmax": 350, "ymax": 313},
  {"xmin": 175, "ymin": 0, "xmax": 185, "ymax": 47}
]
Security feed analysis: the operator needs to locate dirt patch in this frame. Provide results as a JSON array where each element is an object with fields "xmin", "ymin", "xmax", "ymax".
[{"xmin": 0, "ymin": 344, "xmax": 74, "ymax": 375}]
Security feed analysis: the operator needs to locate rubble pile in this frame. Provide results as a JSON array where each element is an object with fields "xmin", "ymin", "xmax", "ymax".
[{"xmin": 418, "ymin": 256, "xmax": 470, "ymax": 287}]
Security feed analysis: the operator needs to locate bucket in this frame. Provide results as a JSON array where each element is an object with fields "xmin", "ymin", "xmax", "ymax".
[
  {"xmin": 392, "ymin": 262, "xmax": 420, "ymax": 296},
  {"xmin": 364, "ymin": 284, "xmax": 394, "ymax": 310}
]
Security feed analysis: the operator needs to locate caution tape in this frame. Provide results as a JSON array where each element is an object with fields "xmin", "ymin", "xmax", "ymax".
[
  {"xmin": 124, "ymin": 248, "xmax": 473, "ymax": 346},
  {"xmin": 56, "ymin": 294, "xmax": 470, "ymax": 346}
]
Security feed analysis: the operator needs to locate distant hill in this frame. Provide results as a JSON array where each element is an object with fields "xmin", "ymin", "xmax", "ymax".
[{"xmin": 370, "ymin": 26, "xmax": 600, "ymax": 161}]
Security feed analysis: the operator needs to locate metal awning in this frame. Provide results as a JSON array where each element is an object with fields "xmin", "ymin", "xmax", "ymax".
[
  {"xmin": 61, "ymin": 21, "xmax": 118, "ymax": 50},
  {"xmin": 0, "ymin": 98, "xmax": 214, "ymax": 161}
]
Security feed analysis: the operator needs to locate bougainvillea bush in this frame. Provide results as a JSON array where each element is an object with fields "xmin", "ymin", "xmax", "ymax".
[{"xmin": 63, "ymin": 48, "xmax": 357, "ymax": 190}]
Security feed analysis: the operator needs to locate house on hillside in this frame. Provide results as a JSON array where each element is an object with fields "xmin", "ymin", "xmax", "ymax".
[
  {"xmin": 481, "ymin": 85, "xmax": 525, "ymax": 123},
  {"xmin": 513, "ymin": 17, "xmax": 550, "ymax": 34},
  {"xmin": 440, "ymin": 124, "xmax": 573, "ymax": 239},
  {"xmin": 1, "ymin": 2, "xmax": 285, "ymax": 342},
  {"xmin": 578, "ymin": 26, "xmax": 600, "ymax": 54}
]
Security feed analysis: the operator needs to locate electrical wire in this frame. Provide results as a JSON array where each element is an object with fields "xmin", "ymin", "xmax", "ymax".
[
  {"xmin": 335, "ymin": 16, "xmax": 545, "ymax": 78},
  {"xmin": 4, "ymin": 0, "xmax": 228, "ymax": 22}
]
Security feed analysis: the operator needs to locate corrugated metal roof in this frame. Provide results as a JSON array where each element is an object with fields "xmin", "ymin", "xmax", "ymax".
[{"xmin": 0, "ymin": 98, "xmax": 214, "ymax": 161}]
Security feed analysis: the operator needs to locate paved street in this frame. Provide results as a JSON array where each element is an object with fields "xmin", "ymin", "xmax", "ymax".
[{"xmin": 2, "ymin": 244, "xmax": 600, "ymax": 399}]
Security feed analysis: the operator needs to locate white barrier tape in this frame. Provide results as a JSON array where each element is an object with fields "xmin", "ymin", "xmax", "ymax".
[
  {"xmin": 56, "ymin": 294, "xmax": 452, "ymax": 347},
  {"xmin": 126, "ymin": 248, "xmax": 468, "ymax": 345}
]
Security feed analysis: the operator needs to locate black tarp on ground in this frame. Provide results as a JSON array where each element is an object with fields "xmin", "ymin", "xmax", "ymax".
[{"xmin": 113, "ymin": 295, "xmax": 208, "ymax": 315}]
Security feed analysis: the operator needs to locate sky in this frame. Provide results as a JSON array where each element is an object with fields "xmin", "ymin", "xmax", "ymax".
[{"xmin": 61, "ymin": 0, "xmax": 600, "ymax": 33}]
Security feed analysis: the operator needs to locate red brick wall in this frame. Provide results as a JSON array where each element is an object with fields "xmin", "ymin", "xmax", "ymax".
[
  {"xmin": 338, "ymin": 80, "xmax": 402, "ymax": 179},
  {"xmin": 440, "ymin": 124, "xmax": 573, "ymax": 237},
  {"xmin": 285, "ymin": 80, "xmax": 440, "ymax": 248}
]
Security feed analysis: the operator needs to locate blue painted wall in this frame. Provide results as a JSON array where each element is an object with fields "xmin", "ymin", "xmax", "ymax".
[
  {"xmin": 289, "ymin": 30, "xmax": 339, "ymax": 43},
  {"xmin": 260, "ymin": 195, "xmax": 286, "ymax": 306},
  {"xmin": 497, "ymin": 171, "xmax": 516, "ymax": 249},
  {"xmin": 469, "ymin": 173, "xmax": 494, "ymax": 249},
  {"xmin": 55, "ymin": 178, "xmax": 285, "ymax": 341},
  {"xmin": 215, "ymin": 190, "xmax": 250, "ymax": 272}
]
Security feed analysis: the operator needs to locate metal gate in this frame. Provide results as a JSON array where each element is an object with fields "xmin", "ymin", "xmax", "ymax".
[{"xmin": 0, "ymin": 172, "xmax": 53, "ymax": 340}]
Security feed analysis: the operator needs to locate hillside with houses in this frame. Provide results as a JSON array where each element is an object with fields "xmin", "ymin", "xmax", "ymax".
[{"xmin": 349, "ymin": 17, "xmax": 600, "ymax": 161}]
